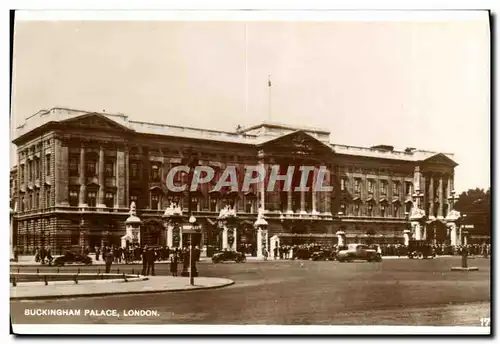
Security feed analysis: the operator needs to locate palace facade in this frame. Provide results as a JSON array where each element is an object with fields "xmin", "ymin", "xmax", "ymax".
[{"xmin": 11, "ymin": 108, "xmax": 458, "ymax": 255}]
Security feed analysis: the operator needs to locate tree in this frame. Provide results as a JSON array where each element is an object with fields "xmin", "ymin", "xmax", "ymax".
[{"xmin": 454, "ymin": 187, "xmax": 491, "ymax": 236}]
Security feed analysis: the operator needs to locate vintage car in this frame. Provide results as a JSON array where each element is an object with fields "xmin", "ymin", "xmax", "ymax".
[
  {"xmin": 211, "ymin": 250, "xmax": 246, "ymax": 264},
  {"xmin": 310, "ymin": 249, "xmax": 336, "ymax": 261},
  {"xmin": 53, "ymin": 251, "xmax": 93, "ymax": 267},
  {"xmin": 407, "ymin": 240, "xmax": 436, "ymax": 259},
  {"xmin": 336, "ymin": 244, "xmax": 382, "ymax": 262}
]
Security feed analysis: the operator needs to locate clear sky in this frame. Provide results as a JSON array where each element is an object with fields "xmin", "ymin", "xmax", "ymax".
[{"xmin": 10, "ymin": 12, "xmax": 490, "ymax": 193}]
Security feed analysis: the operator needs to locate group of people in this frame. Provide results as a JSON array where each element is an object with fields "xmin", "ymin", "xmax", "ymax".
[
  {"xmin": 34, "ymin": 247, "xmax": 54, "ymax": 265},
  {"xmin": 80, "ymin": 244, "xmax": 202, "ymax": 276},
  {"xmin": 267, "ymin": 242, "xmax": 492, "ymax": 260}
]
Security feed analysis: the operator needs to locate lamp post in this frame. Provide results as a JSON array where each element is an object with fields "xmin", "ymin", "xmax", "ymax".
[{"xmin": 180, "ymin": 154, "xmax": 199, "ymax": 285}]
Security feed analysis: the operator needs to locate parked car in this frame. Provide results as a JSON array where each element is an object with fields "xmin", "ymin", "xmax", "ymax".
[
  {"xmin": 53, "ymin": 251, "xmax": 93, "ymax": 266},
  {"xmin": 336, "ymin": 244, "xmax": 382, "ymax": 262},
  {"xmin": 407, "ymin": 240, "xmax": 436, "ymax": 259},
  {"xmin": 211, "ymin": 250, "xmax": 246, "ymax": 263},
  {"xmin": 311, "ymin": 249, "xmax": 336, "ymax": 261}
]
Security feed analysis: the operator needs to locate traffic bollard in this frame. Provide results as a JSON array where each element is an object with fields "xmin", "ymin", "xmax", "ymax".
[
  {"xmin": 77, "ymin": 268, "xmax": 80, "ymax": 274},
  {"xmin": 74, "ymin": 275, "xmax": 78, "ymax": 284},
  {"xmin": 37, "ymin": 268, "xmax": 39, "ymax": 274},
  {"xmin": 44, "ymin": 275, "xmax": 48, "ymax": 286},
  {"xmin": 57, "ymin": 268, "xmax": 60, "ymax": 274},
  {"xmin": 123, "ymin": 273, "xmax": 127, "ymax": 282},
  {"xmin": 462, "ymin": 249, "xmax": 468, "ymax": 268}
]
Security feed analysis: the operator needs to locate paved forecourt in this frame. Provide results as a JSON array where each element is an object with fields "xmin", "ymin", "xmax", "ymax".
[
  {"xmin": 10, "ymin": 276, "xmax": 234, "ymax": 300},
  {"xmin": 10, "ymin": 257, "xmax": 490, "ymax": 326}
]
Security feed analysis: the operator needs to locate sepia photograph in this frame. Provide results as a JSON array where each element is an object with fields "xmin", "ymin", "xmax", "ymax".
[{"xmin": 8, "ymin": 9, "xmax": 491, "ymax": 335}]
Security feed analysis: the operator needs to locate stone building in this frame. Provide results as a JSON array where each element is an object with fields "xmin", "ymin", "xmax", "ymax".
[{"xmin": 11, "ymin": 108, "xmax": 458, "ymax": 255}]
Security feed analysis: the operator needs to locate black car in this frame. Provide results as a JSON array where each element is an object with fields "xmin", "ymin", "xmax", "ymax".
[
  {"xmin": 407, "ymin": 240, "xmax": 436, "ymax": 259},
  {"xmin": 53, "ymin": 252, "xmax": 93, "ymax": 266},
  {"xmin": 310, "ymin": 249, "xmax": 336, "ymax": 261},
  {"xmin": 211, "ymin": 250, "xmax": 246, "ymax": 263}
]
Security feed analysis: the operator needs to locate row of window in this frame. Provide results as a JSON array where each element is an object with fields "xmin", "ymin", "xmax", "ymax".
[
  {"xmin": 19, "ymin": 155, "xmax": 51, "ymax": 182},
  {"xmin": 69, "ymin": 157, "xmax": 115, "ymax": 178},
  {"xmin": 339, "ymin": 202, "xmax": 411, "ymax": 218},
  {"xmin": 67, "ymin": 189, "xmax": 257, "ymax": 213},
  {"xmin": 20, "ymin": 190, "xmax": 52, "ymax": 211},
  {"xmin": 340, "ymin": 179, "xmax": 413, "ymax": 196}
]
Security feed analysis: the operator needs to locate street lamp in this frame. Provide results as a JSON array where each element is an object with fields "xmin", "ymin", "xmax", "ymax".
[{"xmin": 181, "ymin": 215, "xmax": 200, "ymax": 285}]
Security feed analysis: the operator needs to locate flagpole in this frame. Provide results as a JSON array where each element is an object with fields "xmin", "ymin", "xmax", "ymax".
[
  {"xmin": 268, "ymin": 73, "xmax": 272, "ymax": 122},
  {"xmin": 245, "ymin": 23, "xmax": 248, "ymax": 119}
]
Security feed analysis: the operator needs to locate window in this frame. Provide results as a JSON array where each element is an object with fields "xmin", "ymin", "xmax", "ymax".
[
  {"xmin": 20, "ymin": 164, "xmax": 24, "ymax": 181},
  {"xmin": 210, "ymin": 198, "xmax": 218, "ymax": 212},
  {"xmin": 340, "ymin": 178, "xmax": 347, "ymax": 191},
  {"xmin": 28, "ymin": 194, "xmax": 33, "ymax": 210},
  {"xmin": 71, "ymin": 231, "xmax": 80, "ymax": 245},
  {"xmin": 393, "ymin": 204, "xmax": 400, "ymax": 217},
  {"xmin": 367, "ymin": 180, "xmax": 374, "ymax": 193},
  {"xmin": 87, "ymin": 191, "xmax": 97, "ymax": 207},
  {"xmin": 190, "ymin": 197, "xmax": 199, "ymax": 211},
  {"xmin": 151, "ymin": 193, "xmax": 160, "ymax": 210},
  {"xmin": 130, "ymin": 162, "xmax": 140, "ymax": 179},
  {"xmin": 69, "ymin": 157, "xmax": 79, "ymax": 177},
  {"xmin": 339, "ymin": 203, "xmax": 346, "ymax": 215},
  {"xmin": 151, "ymin": 164, "xmax": 161, "ymax": 181},
  {"xmin": 86, "ymin": 161, "xmax": 97, "ymax": 176},
  {"xmin": 130, "ymin": 195, "xmax": 138, "ymax": 208},
  {"xmin": 105, "ymin": 161, "xmax": 114, "ymax": 177},
  {"xmin": 69, "ymin": 190, "xmax": 79, "ymax": 207},
  {"xmin": 27, "ymin": 161, "xmax": 32, "ymax": 181},
  {"xmin": 354, "ymin": 203, "xmax": 360, "ymax": 216},
  {"xmin": 46, "ymin": 189, "xmax": 51, "ymax": 207},
  {"xmin": 34, "ymin": 192, "xmax": 39, "ymax": 209},
  {"xmin": 380, "ymin": 181, "xmax": 388, "ymax": 195},
  {"xmin": 393, "ymin": 181, "xmax": 400, "ymax": 195},
  {"xmin": 380, "ymin": 204, "xmax": 386, "ymax": 217},
  {"xmin": 46, "ymin": 155, "xmax": 51, "ymax": 176},
  {"xmin": 354, "ymin": 179, "xmax": 361, "ymax": 193},
  {"xmin": 105, "ymin": 192, "xmax": 114, "ymax": 208},
  {"xmin": 245, "ymin": 199, "xmax": 254, "ymax": 213},
  {"xmin": 405, "ymin": 182, "xmax": 413, "ymax": 196},
  {"xmin": 367, "ymin": 203, "xmax": 373, "ymax": 217}
]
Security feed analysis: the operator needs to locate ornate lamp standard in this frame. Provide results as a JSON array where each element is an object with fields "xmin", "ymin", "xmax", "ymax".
[{"xmin": 217, "ymin": 205, "xmax": 238, "ymax": 251}]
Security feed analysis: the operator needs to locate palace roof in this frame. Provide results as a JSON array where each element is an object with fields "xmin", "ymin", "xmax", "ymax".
[{"xmin": 15, "ymin": 107, "xmax": 455, "ymax": 164}]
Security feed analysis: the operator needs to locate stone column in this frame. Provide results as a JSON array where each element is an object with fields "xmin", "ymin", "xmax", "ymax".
[
  {"xmin": 300, "ymin": 189, "xmax": 306, "ymax": 214},
  {"xmin": 448, "ymin": 223, "xmax": 457, "ymax": 246},
  {"xmin": 233, "ymin": 228, "xmax": 238, "ymax": 251},
  {"xmin": 78, "ymin": 144, "xmax": 87, "ymax": 207},
  {"xmin": 116, "ymin": 147, "xmax": 125, "ymax": 208},
  {"xmin": 403, "ymin": 229, "xmax": 411, "ymax": 246},
  {"xmin": 413, "ymin": 166, "xmax": 421, "ymax": 208},
  {"xmin": 428, "ymin": 174, "xmax": 434, "ymax": 216},
  {"xmin": 54, "ymin": 139, "xmax": 69, "ymax": 206},
  {"xmin": 323, "ymin": 166, "xmax": 332, "ymax": 215},
  {"xmin": 438, "ymin": 175, "xmax": 444, "ymax": 218},
  {"xmin": 97, "ymin": 145, "xmax": 106, "ymax": 208},
  {"xmin": 336, "ymin": 231, "xmax": 345, "ymax": 246},
  {"xmin": 166, "ymin": 225, "xmax": 173, "ymax": 248},
  {"xmin": 258, "ymin": 152, "xmax": 266, "ymax": 210},
  {"xmin": 412, "ymin": 222, "xmax": 422, "ymax": 240},
  {"xmin": 257, "ymin": 227, "xmax": 269, "ymax": 259},
  {"xmin": 222, "ymin": 226, "xmax": 229, "ymax": 250},
  {"xmin": 287, "ymin": 189, "xmax": 293, "ymax": 214},
  {"xmin": 312, "ymin": 166, "xmax": 318, "ymax": 215}
]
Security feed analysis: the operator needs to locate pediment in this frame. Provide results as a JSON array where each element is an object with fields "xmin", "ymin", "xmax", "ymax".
[
  {"xmin": 259, "ymin": 130, "xmax": 333, "ymax": 156},
  {"xmin": 422, "ymin": 153, "xmax": 458, "ymax": 167},
  {"xmin": 60, "ymin": 113, "xmax": 133, "ymax": 133}
]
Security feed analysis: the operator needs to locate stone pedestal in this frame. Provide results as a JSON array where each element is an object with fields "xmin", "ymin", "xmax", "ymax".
[{"xmin": 336, "ymin": 231, "xmax": 345, "ymax": 246}]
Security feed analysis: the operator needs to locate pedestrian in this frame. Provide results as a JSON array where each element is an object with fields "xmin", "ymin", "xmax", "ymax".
[
  {"xmin": 170, "ymin": 253, "xmax": 178, "ymax": 277},
  {"xmin": 105, "ymin": 248, "xmax": 114, "ymax": 273},
  {"xmin": 141, "ymin": 245, "xmax": 149, "ymax": 275},
  {"xmin": 146, "ymin": 247, "xmax": 156, "ymax": 276}
]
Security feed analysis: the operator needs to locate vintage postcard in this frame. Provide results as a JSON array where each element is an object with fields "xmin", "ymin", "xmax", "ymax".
[{"xmin": 8, "ymin": 9, "xmax": 491, "ymax": 335}]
